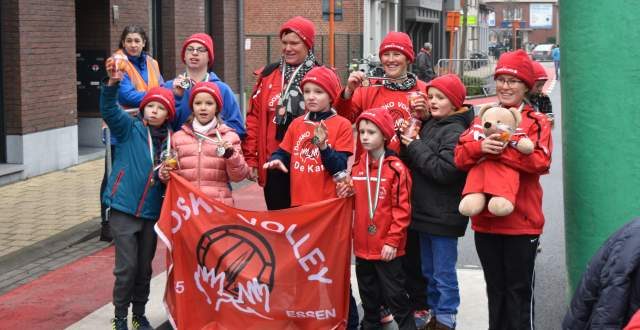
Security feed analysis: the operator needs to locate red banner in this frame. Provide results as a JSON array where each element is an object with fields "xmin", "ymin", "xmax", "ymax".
[{"xmin": 155, "ymin": 174, "xmax": 353, "ymax": 329}]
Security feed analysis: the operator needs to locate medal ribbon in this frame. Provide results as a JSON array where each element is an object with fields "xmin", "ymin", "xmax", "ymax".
[
  {"xmin": 366, "ymin": 152, "xmax": 385, "ymax": 221},
  {"xmin": 149, "ymin": 127, "xmax": 172, "ymax": 171}
]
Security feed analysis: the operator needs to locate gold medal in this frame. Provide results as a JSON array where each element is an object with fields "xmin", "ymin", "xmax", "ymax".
[{"xmin": 368, "ymin": 224, "xmax": 377, "ymax": 235}]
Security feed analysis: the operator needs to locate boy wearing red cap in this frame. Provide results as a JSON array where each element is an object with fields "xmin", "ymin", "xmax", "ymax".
[
  {"xmin": 159, "ymin": 82, "xmax": 250, "ymax": 205},
  {"xmin": 244, "ymin": 16, "xmax": 320, "ymax": 210},
  {"xmin": 263, "ymin": 66, "xmax": 353, "ymax": 206},
  {"xmin": 529, "ymin": 60, "xmax": 554, "ymax": 126},
  {"xmin": 400, "ymin": 74, "xmax": 474, "ymax": 330},
  {"xmin": 346, "ymin": 108, "xmax": 415, "ymax": 330},
  {"xmin": 103, "ymin": 59, "xmax": 176, "ymax": 330},
  {"xmin": 164, "ymin": 33, "xmax": 245, "ymax": 137}
]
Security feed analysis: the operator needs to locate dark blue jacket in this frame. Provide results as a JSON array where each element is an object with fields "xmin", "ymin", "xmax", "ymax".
[
  {"xmin": 165, "ymin": 72, "xmax": 245, "ymax": 138},
  {"xmin": 563, "ymin": 218, "xmax": 640, "ymax": 329},
  {"xmin": 100, "ymin": 83, "xmax": 167, "ymax": 220}
]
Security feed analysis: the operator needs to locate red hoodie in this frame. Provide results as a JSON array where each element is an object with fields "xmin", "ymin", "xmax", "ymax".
[
  {"xmin": 454, "ymin": 103, "xmax": 552, "ymax": 235},
  {"xmin": 334, "ymin": 80, "xmax": 427, "ymax": 158},
  {"xmin": 352, "ymin": 152, "xmax": 412, "ymax": 260}
]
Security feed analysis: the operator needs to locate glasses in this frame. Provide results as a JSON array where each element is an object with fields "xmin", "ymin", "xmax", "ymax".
[
  {"xmin": 496, "ymin": 78, "xmax": 523, "ymax": 87},
  {"xmin": 186, "ymin": 47, "xmax": 208, "ymax": 54}
]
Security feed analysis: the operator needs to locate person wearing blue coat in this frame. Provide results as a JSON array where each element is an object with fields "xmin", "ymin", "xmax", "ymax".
[
  {"xmin": 102, "ymin": 57, "xmax": 175, "ymax": 330},
  {"xmin": 164, "ymin": 33, "xmax": 245, "ymax": 138},
  {"xmin": 100, "ymin": 25, "xmax": 165, "ymax": 242}
]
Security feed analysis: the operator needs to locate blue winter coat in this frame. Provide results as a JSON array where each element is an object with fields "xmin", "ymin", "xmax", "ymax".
[
  {"xmin": 100, "ymin": 83, "xmax": 167, "ymax": 220},
  {"xmin": 165, "ymin": 72, "xmax": 245, "ymax": 138},
  {"xmin": 563, "ymin": 218, "xmax": 640, "ymax": 329}
]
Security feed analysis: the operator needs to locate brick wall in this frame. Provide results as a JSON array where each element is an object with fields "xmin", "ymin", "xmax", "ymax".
[
  {"xmin": 243, "ymin": 0, "xmax": 363, "ymax": 91},
  {"xmin": 164, "ymin": 0, "xmax": 206, "ymax": 79},
  {"xmin": 108, "ymin": 0, "xmax": 150, "ymax": 53},
  {"xmin": 9, "ymin": 0, "xmax": 77, "ymax": 134}
]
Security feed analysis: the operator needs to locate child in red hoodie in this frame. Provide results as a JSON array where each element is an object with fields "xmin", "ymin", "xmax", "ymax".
[{"xmin": 348, "ymin": 108, "xmax": 416, "ymax": 330}]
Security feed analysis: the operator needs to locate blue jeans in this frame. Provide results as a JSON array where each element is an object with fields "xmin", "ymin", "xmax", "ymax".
[{"xmin": 419, "ymin": 233, "xmax": 459, "ymax": 328}]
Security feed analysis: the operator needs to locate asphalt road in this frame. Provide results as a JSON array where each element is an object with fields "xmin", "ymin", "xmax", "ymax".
[{"xmin": 457, "ymin": 68, "xmax": 567, "ymax": 329}]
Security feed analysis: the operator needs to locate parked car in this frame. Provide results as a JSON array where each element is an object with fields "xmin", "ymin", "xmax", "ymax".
[{"xmin": 531, "ymin": 44, "xmax": 554, "ymax": 61}]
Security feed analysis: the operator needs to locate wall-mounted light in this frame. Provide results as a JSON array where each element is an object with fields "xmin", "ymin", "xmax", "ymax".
[{"xmin": 112, "ymin": 5, "xmax": 119, "ymax": 23}]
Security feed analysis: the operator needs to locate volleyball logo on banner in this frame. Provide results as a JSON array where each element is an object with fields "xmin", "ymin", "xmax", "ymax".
[{"xmin": 155, "ymin": 173, "xmax": 353, "ymax": 330}]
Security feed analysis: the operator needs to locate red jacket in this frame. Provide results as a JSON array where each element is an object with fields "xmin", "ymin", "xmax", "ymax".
[
  {"xmin": 242, "ymin": 64, "xmax": 285, "ymax": 186},
  {"xmin": 454, "ymin": 103, "xmax": 552, "ymax": 235},
  {"xmin": 352, "ymin": 152, "xmax": 412, "ymax": 260},
  {"xmin": 334, "ymin": 80, "xmax": 427, "ymax": 159}
]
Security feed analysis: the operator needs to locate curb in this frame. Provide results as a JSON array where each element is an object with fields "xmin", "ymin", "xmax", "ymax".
[{"xmin": 0, "ymin": 217, "xmax": 102, "ymax": 275}]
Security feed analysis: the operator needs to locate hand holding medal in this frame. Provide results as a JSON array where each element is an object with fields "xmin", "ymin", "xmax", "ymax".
[
  {"xmin": 311, "ymin": 120, "xmax": 329, "ymax": 150},
  {"xmin": 215, "ymin": 130, "xmax": 235, "ymax": 159}
]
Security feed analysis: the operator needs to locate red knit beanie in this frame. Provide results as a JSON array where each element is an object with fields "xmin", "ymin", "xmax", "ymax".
[
  {"xmin": 494, "ymin": 50, "xmax": 535, "ymax": 89},
  {"xmin": 379, "ymin": 31, "xmax": 415, "ymax": 63},
  {"xmin": 181, "ymin": 33, "xmax": 215, "ymax": 68},
  {"xmin": 300, "ymin": 66, "xmax": 342, "ymax": 102},
  {"xmin": 280, "ymin": 16, "xmax": 316, "ymax": 50},
  {"xmin": 356, "ymin": 108, "xmax": 395, "ymax": 145},
  {"xmin": 531, "ymin": 60, "xmax": 548, "ymax": 81},
  {"xmin": 189, "ymin": 82, "xmax": 223, "ymax": 114},
  {"xmin": 140, "ymin": 87, "xmax": 176, "ymax": 122},
  {"xmin": 427, "ymin": 74, "xmax": 467, "ymax": 109}
]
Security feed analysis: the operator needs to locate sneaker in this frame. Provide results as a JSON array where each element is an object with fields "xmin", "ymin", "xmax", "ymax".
[
  {"xmin": 380, "ymin": 307, "xmax": 394, "ymax": 324},
  {"xmin": 414, "ymin": 309, "xmax": 432, "ymax": 330},
  {"xmin": 132, "ymin": 314, "xmax": 153, "ymax": 330},
  {"xmin": 111, "ymin": 317, "xmax": 128, "ymax": 330}
]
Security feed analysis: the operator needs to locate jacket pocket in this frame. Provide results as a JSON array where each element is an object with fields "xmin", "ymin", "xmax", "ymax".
[{"xmin": 110, "ymin": 169, "xmax": 125, "ymax": 197}]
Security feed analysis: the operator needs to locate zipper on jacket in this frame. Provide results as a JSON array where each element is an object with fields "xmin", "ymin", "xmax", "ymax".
[
  {"xmin": 135, "ymin": 170, "xmax": 154, "ymax": 217},
  {"xmin": 110, "ymin": 169, "xmax": 125, "ymax": 197},
  {"xmin": 197, "ymin": 139, "xmax": 202, "ymax": 189}
]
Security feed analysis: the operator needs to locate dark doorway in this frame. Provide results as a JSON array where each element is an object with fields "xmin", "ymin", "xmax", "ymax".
[{"xmin": 0, "ymin": 2, "xmax": 6, "ymax": 163}]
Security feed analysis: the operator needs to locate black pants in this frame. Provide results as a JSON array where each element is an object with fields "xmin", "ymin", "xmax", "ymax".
[
  {"xmin": 475, "ymin": 232, "xmax": 539, "ymax": 330},
  {"xmin": 403, "ymin": 229, "xmax": 429, "ymax": 311},
  {"xmin": 110, "ymin": 210, "xmax": 158, "ymax": 318},
  {"xmin": 263, "ymin": 168, "xmax": 291, "ymax": 210},
  {"xmin": 356, "ymin": 257, "xmax": 417, "ymax": 330}
]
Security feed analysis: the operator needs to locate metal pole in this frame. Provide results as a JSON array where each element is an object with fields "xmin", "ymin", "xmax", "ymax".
[{"xmin": 329, "ymin": 0, "xmax": 335, "ymax": 66}]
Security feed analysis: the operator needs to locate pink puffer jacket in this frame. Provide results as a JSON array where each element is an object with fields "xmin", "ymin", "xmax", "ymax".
[{"xmin": 171, "ymin": 123, "xmax": 250, "ymax": 206}]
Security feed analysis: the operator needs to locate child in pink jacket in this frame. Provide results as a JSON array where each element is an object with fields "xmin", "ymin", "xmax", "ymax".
[{"xmin": 159, "ymin": 82, "xmax": 249, "ymax": 205}]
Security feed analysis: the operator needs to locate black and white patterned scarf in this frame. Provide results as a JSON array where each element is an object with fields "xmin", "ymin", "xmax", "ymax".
[
  {"xmin": 280, "ymin": 52, "xmax": 318, "ymax": 90},
  {"xmin": 383, "ymin": 72, "xmax": 419, "ymax": 91}
]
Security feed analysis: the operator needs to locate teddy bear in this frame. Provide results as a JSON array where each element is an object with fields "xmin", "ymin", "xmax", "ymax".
[{"xmin": 458, "ymin": 105, "xmax": 534, "ymax": 217}]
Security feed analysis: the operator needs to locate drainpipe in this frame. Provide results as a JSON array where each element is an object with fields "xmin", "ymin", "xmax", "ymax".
[{"xmin": 238, "ymin": 0, "xmax": 246, "ymax": 118}]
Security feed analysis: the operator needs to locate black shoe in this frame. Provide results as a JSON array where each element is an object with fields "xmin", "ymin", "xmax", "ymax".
[
  {"xmin": 132, "ymin": 314, "xmax": 153, "ymax": 330},
  {"xmin": 100, "ymin": 222, "xmax": 113, "ymax": 242},
  {"xmin": 111, "ymin": 316, "xmax": 128, "ymax": 330}
]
